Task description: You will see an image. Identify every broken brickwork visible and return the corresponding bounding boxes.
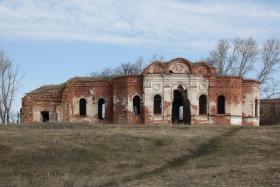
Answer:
[21,58,260,126]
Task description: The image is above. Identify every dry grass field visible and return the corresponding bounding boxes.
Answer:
[0,124,279,187]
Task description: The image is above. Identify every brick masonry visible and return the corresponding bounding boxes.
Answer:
[260,98,280,125]
[21,58,260,126]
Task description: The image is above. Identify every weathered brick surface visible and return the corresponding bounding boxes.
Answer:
[21,85,64,122]
[21,58,260,126]
[260,98,280,125]
[113,75,143,124]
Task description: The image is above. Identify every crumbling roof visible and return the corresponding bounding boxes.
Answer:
[67,76,112,82]
[243,79,259,83]
[27,76,114,95]
[261,98,280,103]
[29,84,66,94]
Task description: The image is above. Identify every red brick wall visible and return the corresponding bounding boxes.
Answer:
[126,76,143,124]
[113,76,128,124]
[209,76,243,125]
[21,59,260,126]
[113,75,143,124]
[21,89,63,123]
[66,79,113,124]
[260,98,280,125]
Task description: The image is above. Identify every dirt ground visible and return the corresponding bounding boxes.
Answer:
[0,124,279,187]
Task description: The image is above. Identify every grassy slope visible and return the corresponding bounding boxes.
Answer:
[0,124,279,187]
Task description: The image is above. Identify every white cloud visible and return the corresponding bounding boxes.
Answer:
[0,0,279,51]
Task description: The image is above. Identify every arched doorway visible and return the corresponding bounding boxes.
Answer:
[172,86,191,124]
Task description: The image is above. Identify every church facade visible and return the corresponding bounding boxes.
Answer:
[21,58,260,126]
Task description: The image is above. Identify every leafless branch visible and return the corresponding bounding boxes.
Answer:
[262,79,280,99]
[0,49,23,124]
[257,39,280,84]
[208,38,258,76]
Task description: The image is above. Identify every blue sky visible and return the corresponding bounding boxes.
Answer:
[0,0,279,111]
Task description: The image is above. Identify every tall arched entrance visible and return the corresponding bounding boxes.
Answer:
[172,86,191,124]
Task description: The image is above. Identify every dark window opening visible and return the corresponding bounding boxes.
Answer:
[199,95,207,115]
[217,95,225,114]
[98,98,106,120]
[41,111,49,122]
[133,95,141,115]
[154,95,162,114]
[255,99,258,117]
[79,98,87,116]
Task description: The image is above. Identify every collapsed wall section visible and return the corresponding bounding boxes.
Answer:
[21,84,65,123]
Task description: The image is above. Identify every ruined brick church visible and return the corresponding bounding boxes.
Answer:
[21,58,260,126]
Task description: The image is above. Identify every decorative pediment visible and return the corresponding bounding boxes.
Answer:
[143,58,217,75]
[167,58,192,74]
[169,62,190,73]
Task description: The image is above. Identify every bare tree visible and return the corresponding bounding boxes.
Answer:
[262,80,280,99]
[208,38,280,99]
[232,38,258,77]
[257,39,280,98]
[90,55,158,78]
[134,57,145,75]
[208,38,258,76]
[91,67,114,78]
[257,39,280,84]
[208,39,231,75]
[0,49,23,124]
[115,62,137,76]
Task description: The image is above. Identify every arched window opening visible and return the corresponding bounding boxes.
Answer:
[154,95,162,114]
[255,99,258,117]
[133,95,141,115]
[98,98,106,120]
[41,111,49,122]
[199,95,207,115]
[217,95,225,114]
[79,98,87,116]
